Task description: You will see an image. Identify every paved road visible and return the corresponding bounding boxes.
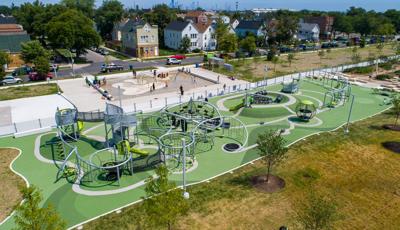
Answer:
[56,56,203,77]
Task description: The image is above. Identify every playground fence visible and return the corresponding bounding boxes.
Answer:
[1,55,399,137]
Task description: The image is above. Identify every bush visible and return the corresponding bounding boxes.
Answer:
[343,66,373,74]
[379,62,393,71]
[394,70,400,75]
[192,48,201,53]
[376,74,392,80]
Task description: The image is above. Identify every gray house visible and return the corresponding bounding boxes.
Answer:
[297,22,320,42]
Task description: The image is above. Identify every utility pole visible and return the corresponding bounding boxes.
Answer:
[182,138,189,199]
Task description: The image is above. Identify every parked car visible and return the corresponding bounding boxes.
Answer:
[100,63,124,73]
[12,65,33,76]
[96,48,109,55]
[170,54,186,60]
[29,72,53,81]
[166,58,181,65]
[49,64,59,72]
[1,75,23,85]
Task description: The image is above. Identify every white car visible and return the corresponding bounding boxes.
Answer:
[1,75,23,85]
[166,58,181,65]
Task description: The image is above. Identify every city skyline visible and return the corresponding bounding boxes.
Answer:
[5,0,400,12]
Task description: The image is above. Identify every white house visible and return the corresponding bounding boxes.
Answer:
[297,22,320,41]
[164,21,217,51]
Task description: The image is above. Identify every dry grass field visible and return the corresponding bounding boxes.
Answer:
[0,148,24,222]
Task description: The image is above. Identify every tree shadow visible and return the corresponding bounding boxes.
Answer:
[382,141,400,154]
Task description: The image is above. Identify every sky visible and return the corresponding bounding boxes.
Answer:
[5,0,400,12]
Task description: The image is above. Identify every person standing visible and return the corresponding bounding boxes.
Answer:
[217,75,220,83]
[179,85,184,95]
[152,82,156,91]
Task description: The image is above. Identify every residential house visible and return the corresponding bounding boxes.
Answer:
[164,21,200,51]
[235,20,265,38]
[111,19,129,41]
[0,15,30,53]
[121,19,159,58]
[304,16,334,39]
[164,20,217,51]
[297,22,320,41]
[184,11,208,24]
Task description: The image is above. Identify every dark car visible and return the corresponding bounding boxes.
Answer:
[12,65,33,76]
[101,63,124,73]
[29,72,53,81]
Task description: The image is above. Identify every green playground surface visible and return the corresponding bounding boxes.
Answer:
[0,78,393,229]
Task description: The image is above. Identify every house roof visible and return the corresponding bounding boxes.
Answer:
[0,33,30,53]
[194,22,212,33]
[0,15,17,24]
[165,21,191,31]
[0,24,24,33]
[185,11,206,18]
[298,22,319,31]
[115,18,129,31]
[236,21,264,30]
[121,19,147,33]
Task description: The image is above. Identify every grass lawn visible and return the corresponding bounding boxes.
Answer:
[107,51,132,60]
[0,148,24,222]
[212,44,398,82]
[159,48,176,56]
[84,110,400,229]
[0,83,59,101]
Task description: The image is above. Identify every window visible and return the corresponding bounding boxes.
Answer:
[211,34,216,39]
[190,33,197,39]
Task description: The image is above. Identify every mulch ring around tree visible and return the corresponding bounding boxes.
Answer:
[382,124,400,131]
[382,141,400,154]
[251,175,285,193]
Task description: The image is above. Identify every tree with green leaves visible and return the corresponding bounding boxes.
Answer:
[271,56,279,72]
[240,36,257,54]
[275,14,298,45]
[20,40,51,64]
[214,18,229,50]
[391,95,400,127]
[295,191,338,230]
[95,0,124,40]
[143,165,189,230]
[14,185,66,230]
[13,1,45,38]
[0,50,10,79]
[351,47,361,63]
[34,56,50,76]
[376,42,385,58]
[61,0,95,18]
[219,33,238,53]
[256,130,288,183]
[332,15,353,37]
[179,36,191,53]
[47,9,101,57]
[287,53,295,67]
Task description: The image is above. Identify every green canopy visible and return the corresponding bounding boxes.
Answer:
[301,100,314,106]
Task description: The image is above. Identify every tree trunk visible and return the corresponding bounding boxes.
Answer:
[266,161,271,183]
[168,221,172,230]
[395,113,399,127]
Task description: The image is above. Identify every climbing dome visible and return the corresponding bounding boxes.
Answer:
[295,100,317,121]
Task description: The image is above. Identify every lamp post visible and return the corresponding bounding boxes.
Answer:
[182,138,189,199]
[264,65,268,89]
[345,95,355,134]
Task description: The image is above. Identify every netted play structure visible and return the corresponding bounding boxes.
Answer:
[322,75,351,107]
[243,91,286,107]
[295,100,317,121]
[53,99,248,188]
[281,78,300,94]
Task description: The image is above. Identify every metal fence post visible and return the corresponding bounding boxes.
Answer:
[165,97,167,106]
[179,95,182,103]
[13,123,17,133]
[150,100,152,108]
[38,119,42,128]
[134,103,137,112]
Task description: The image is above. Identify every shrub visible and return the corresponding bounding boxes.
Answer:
[192,48,201,53]
[394,70,400,75]
[379,62,393,71]
[376,74,392,80]
[343,66,373,74]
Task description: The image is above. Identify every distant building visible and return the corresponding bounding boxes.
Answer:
[251,8,279,16]
[0,15,30,53]
[121,19,159,58]
[231,19,240,29]
[184,11,208,24]
[235,20,265,38]
[297,22,320,41]
[164,20,217,51]
[304,16,334,40]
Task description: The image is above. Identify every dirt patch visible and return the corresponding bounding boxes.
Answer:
[383,124,400,131]
[251,174,285,193]
[382,142,400,154]
[0,148,24,222]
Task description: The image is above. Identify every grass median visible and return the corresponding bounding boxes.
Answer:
[0,83,60,101]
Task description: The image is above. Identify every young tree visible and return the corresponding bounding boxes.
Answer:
[219,33,238,53]
[318,50,325,64]
[214,17,229,50]
[61,0,95,18]
[240,36,257,54]
[271,56,279,72]
[143,165,189,230]
[20,40,51,64]
[47,9,101,57]
[287,53,295,67]
[34,56,50,76]
[95,0,124,40]
[275,15,298,45]
[351,47,361,63]
[391,95,400,127]
[295,191,338,230]
[256,130,288,183]
[376,42,385,58]
[179,36,191,53]
[14,185,66,230]
[0,50,10,79]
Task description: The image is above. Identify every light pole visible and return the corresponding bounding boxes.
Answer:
[264,65,268,89]
[181,138,189,199]
[345,95,355,134]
